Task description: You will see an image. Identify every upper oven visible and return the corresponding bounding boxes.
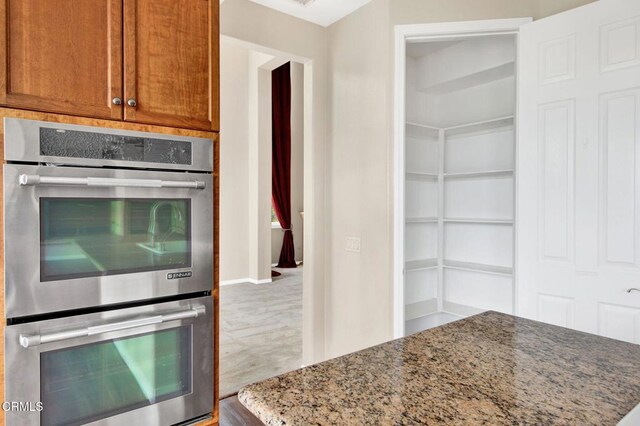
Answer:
[3,118,214,319]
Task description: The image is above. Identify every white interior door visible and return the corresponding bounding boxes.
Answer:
[518,0,640,343]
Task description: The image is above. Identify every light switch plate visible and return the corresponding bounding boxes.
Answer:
[345,237,361,253]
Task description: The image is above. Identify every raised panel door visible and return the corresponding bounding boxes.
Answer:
[518,0,640,342]
[123,0,214,130]
[0,0,123,119]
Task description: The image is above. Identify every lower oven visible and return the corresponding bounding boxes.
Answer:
[4,296,213,426]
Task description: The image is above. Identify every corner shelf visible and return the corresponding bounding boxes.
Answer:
[406,172,438,181]
[443,259,513,276]
[444,169,513,179]
[405,298,439,321]
[405,258,438,272]
[443,218,513,225]
[406,122,439,139]
[444,115,514,137]
[406,217,438,224]
[406,121,440,131]
[419,62,515,95]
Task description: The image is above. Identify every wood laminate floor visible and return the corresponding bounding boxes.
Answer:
[219,396,263,426]
[219,267,302,398]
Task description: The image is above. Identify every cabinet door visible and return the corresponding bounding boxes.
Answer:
[0,0,123,120]
[124,0,214,130]
[517,0,640,342]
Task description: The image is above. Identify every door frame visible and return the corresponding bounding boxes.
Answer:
[392,18,532,338]
[220,35,324,365]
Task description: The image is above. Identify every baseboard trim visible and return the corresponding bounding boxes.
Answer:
[220,278,273,286]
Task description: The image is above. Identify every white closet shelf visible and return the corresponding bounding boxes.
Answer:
[406,121,440,131]
[443,218,513,225]
[443,260,513,276]
[444,115,514,136]
[419,62,514,95]
[405,258,438,271]
[405,298,439,321]
[444,169,513,179]
[406,217,438,224]
[406,122,440,139]
[406,172,439,180]
[442,302,487,318]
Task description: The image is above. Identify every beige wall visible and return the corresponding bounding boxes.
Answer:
[219,39,250,283]
[325,0,392,358]
[536,0,596,17]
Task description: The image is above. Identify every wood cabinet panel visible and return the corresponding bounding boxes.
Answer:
[0,0,123,120]
[124,0,214,130]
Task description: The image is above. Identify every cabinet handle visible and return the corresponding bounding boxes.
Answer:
[19,174,206,189]
[127,98,137,107]
[112,97,122,105]
[19,305,205,348]
[627,288,640,293]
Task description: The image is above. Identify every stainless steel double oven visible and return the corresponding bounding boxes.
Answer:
[3,118,214,425]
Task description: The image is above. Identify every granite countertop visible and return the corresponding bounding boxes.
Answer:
[238,311,640,425]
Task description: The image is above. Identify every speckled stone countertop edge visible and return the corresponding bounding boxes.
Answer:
[236,311,640,426]
[238,387,281,426]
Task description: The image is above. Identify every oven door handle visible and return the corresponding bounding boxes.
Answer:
[18,305,206,348]
[18,174,206,189]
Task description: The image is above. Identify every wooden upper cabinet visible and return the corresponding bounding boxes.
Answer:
[124,0,214,130]
[0,0,123,120]
[0,0,218,131]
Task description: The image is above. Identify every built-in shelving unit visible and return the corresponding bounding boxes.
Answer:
[402,33,517,335]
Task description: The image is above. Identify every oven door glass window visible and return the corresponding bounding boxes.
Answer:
[40,198,191,281]
[40,326,192,425]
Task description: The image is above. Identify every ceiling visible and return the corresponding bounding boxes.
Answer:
[245,0,374,27]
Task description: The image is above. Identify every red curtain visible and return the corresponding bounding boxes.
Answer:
[272,62,296,268]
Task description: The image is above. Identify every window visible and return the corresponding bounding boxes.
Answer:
[271,205,281,229]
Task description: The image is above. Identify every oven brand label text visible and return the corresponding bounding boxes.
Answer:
[167,271,193,280]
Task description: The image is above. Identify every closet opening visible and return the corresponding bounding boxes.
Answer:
[394,19,530,338]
